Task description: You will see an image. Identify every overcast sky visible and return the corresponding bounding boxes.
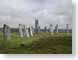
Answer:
[0,0,72,27]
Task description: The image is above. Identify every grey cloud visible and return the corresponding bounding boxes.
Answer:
[0,0,73,28]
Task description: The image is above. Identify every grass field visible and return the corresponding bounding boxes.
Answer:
[0,32,72,54]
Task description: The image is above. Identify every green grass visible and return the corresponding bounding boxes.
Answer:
[0,32,72,54]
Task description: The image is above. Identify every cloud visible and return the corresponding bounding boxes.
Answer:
[0,0,73,28]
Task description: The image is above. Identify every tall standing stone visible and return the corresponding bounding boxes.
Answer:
[3,24,11,40]
[28,27,31,37]
[7,26,11,40]
[19,24,24,38]
[66,24,69,34]
[54,24,58,33]
[35,19,39,34]
[38,26,41,32]
[50,24,54,34]
[50,24,53,32]
[23,25,27,37]
[25,26,30,38]
[48,24,53,35]
[30,26,33,37]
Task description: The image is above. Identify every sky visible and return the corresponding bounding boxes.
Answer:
[0,0,73,28]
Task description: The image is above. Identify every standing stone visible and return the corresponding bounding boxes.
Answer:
[50,24,53,32]
[7,26,11,40]
[19,24,33,38]
[54,24,58,33]
[3,24,11,40]
[50,24,54,35]
[3,24,6,40]
[35,19,39,34]
[44,26,47,32]
[23,25,27,37]
[30,26,33,37]
[48,24,53,35]
[19,24,24,38]
[66,24,69,32]
[26,26,30,38]
[28,27,31,37]
[38,26,41,32]
[66,24,69,35]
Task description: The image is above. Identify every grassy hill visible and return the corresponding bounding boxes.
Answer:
[0,32,72,54]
